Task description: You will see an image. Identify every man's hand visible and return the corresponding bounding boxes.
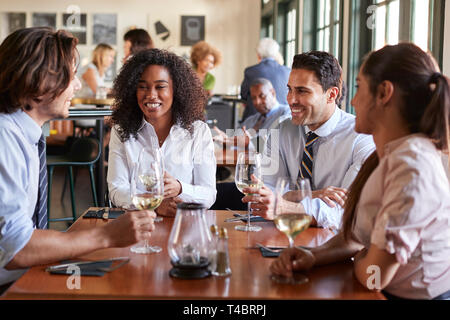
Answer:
[241,184,275,219]
[312,186,348,208]
[155,197,183,217]
[163,171,182,198]
[102,210,156,248]
[212,126,229,144]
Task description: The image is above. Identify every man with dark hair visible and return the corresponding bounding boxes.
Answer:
[242,51,375,230]
[0,27,155,292]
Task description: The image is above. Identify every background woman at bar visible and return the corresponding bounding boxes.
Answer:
[190,41,222,97]
[270,43,450,300]
[78,43,116,98]
[108,49,217,217]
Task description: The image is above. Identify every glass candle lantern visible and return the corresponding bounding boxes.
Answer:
[167,203,214,279]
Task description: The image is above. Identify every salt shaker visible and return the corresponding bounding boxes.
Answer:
[212,227,232,276]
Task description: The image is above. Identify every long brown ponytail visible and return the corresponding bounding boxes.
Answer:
[342,43,450,239]
[342,151,379,241]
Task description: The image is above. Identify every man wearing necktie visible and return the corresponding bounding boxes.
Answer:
[213,78,290,151]
[242,51,375,230]
[0,27,156,291]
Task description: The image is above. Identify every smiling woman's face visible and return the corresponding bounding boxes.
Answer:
[136,65,174,124]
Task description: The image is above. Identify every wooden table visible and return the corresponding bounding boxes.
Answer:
[1,210,385,300]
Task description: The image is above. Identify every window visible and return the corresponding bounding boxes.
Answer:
[316,0,342,61]
[302,0,343,64]
[276,0,298,66]
[346,0,444,113]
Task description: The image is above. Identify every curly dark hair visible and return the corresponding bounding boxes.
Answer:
[111,49,207,142]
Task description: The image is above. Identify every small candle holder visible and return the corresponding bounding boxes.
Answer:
[169,257,211,279]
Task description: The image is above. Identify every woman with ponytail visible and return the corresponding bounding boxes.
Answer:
[270,43,450,300]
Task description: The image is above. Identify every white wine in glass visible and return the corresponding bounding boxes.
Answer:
[234,151,262,232]
[130,147,164,254]
[271,177,313,284]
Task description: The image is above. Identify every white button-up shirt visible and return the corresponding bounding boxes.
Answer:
[107,119,217,209]
[262,106,375,230]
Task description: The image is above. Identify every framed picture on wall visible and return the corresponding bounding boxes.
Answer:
[180,15,204,46]
[0,12,26,42]
[93,13,117,45]
[32,13,56,29]
[62,13,87,45]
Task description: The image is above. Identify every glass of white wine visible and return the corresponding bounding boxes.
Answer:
[271,177,313,284]
[234,151,263,232]
[130,147,164,254]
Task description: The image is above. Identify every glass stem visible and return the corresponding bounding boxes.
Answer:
[247,201,252,229]
[288,236,295,249]
[144,239,149,249]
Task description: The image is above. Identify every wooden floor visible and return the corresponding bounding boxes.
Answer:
[48,166,97,231]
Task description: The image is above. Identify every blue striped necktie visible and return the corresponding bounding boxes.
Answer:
[300,131,319,184]
[33,134,48,229]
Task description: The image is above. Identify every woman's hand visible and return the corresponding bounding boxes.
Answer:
[163,171,182,198]
[270,247,316,278]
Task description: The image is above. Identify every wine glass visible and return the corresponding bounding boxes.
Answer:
[130,147,164,254]
[234,151,263,232]
[271,177,313,284]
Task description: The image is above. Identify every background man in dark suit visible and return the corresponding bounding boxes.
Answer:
[240,38,290,122]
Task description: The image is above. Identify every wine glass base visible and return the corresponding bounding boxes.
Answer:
[130,245,162,254]
[271,273,309,285]
[235,225,262,232]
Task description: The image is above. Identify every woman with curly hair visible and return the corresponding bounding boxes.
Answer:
[190,41,222,96]
[107,49,217,216]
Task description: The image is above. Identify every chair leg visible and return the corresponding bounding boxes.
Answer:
[88,165,98,206]
[68,166,77,222]
[47,166,55,228]
[60,169,67,203]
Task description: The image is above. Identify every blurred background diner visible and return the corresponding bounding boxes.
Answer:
[190,40,222,97]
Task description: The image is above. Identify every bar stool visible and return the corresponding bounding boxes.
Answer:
[46,137,101,226]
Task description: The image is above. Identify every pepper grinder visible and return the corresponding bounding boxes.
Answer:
[208,224,219,273]
[212,227,232,277]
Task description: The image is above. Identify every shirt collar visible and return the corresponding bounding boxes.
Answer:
[264,102,280,118]
[305,106,339,137]
[11,110,42,145]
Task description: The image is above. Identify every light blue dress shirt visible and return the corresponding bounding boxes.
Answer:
[262,106,375,230]
[0,110,41,285]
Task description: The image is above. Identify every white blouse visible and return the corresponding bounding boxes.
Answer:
[107,119,217,209]
[352,134,450,299]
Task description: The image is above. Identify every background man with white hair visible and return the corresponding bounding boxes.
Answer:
[240,38,290,121]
